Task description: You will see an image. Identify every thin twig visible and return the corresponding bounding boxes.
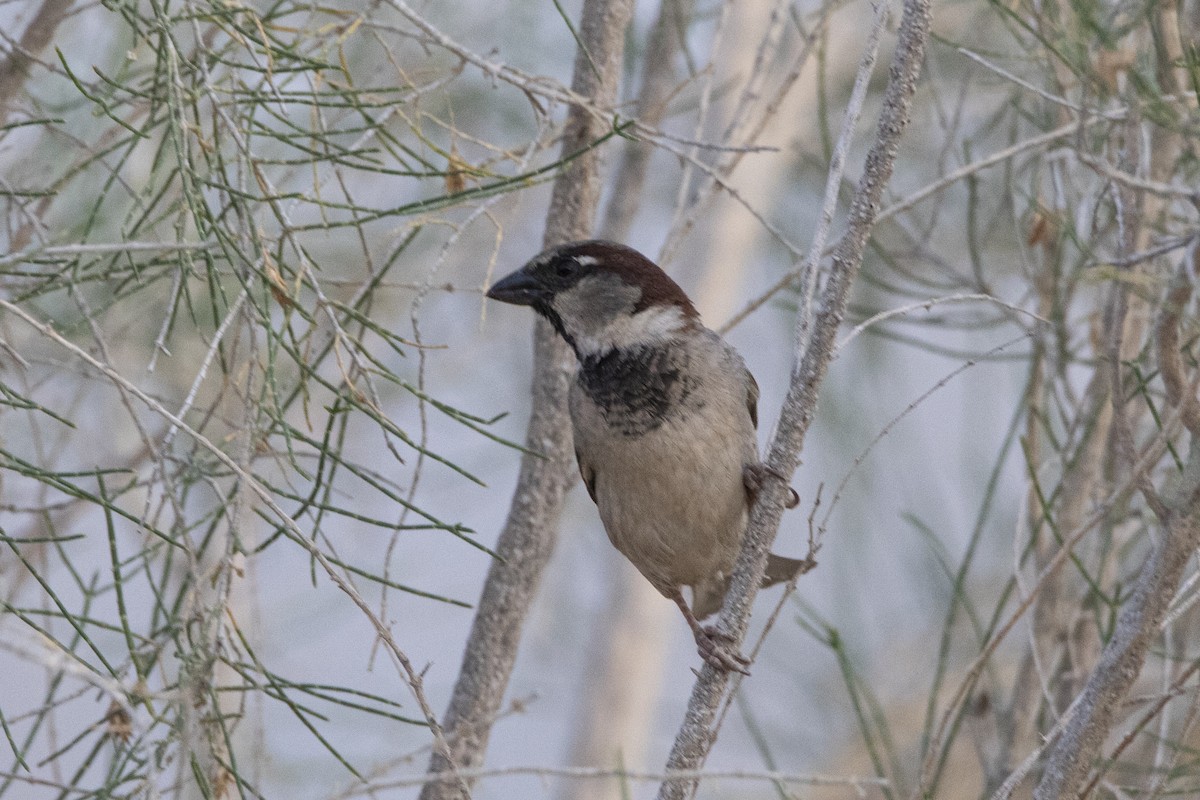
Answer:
[656,0,932,796]
[376,764,887,791]
[836,293,1048,352]
[0,296,471,800]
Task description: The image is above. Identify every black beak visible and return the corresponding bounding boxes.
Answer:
[485,268,550,307]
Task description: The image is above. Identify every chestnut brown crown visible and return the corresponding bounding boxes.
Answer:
[486,240,698,318]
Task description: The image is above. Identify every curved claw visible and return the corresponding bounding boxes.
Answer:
[670,589,753,675]
[743,463,800,509]
[696,625,751,675]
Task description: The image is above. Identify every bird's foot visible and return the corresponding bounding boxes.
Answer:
[695,625,751,675]
[743,463,799,509]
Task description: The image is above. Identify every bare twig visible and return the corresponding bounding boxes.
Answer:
[716,97,1183,338]
[1033,251,1200,799]
[1077,150,1200,203]
[1156,253,1200,438]
[661,0,833,267]
[835,293,1048,352]
[601,0,694,243]
[822,333,1034,531]
[382,0,590,113]
[793,0,892,335]
[988,691,1085,800]
[0,296,470,799]
[917,407,1185,796]
[391,764,885,791]
[1079,658,1200,798]
[1033,465,1200,797]
[655,0,932,796]
[956,47,1084,113]
[0,240,219,268]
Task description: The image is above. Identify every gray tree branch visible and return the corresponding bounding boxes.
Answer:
[600,0,694,243]
[655,0,932,796]
[1033,250,1200,799]
[418,0,634,797]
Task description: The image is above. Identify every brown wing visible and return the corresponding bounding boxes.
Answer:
[745,368,760,429]
[575,447,598,504]
[742,368,761,508]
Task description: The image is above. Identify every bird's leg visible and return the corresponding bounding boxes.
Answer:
[669,589,750,675]
[743,463,799,509]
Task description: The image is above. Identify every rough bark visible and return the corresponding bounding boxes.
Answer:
[419,0,634,797]
[656,0,932,796]
[1033,261,1200,799]
[1031,41,1194,793]
[1033,468,1200,798]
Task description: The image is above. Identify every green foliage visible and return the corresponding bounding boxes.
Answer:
[0,0,574,795]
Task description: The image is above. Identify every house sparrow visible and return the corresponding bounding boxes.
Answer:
[487,239,804,673]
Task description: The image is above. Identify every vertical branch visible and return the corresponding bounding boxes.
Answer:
[1034,253,1200,798]
[419,0,634,796]
[656,0,932,796]
[601,0,695,243]
[1028,14,1197,791]
[177,311,258,800]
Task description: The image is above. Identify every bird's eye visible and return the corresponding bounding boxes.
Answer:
[555,258,580,278]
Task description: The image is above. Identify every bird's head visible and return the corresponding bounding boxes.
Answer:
[486,240,699,358]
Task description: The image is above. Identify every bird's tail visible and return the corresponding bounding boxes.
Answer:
[692,553,812,619]
[761,553,809,587]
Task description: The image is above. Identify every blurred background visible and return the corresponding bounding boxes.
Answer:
[2,0,1198,798]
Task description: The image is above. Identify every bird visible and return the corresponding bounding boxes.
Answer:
[486,239,805,673]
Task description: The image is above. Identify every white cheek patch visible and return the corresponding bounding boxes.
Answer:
[575,304,689,355]
[550,273,690,355]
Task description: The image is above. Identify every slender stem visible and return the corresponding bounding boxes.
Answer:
[656,0,932,796]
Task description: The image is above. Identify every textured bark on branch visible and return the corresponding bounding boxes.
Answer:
[656,0,932,797]
[1033,259,1200,799]
[418,1,634,797]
